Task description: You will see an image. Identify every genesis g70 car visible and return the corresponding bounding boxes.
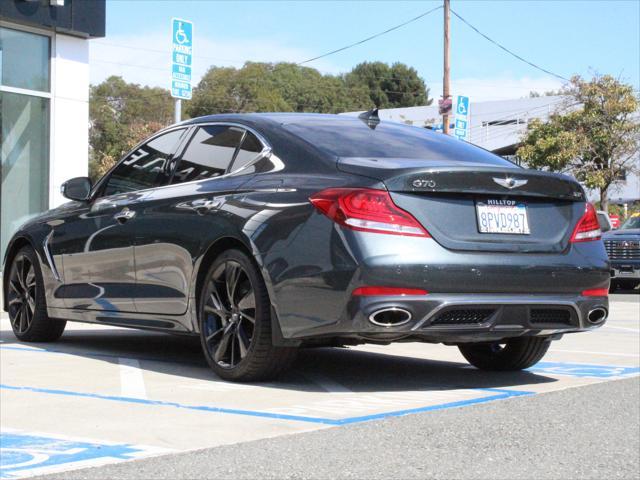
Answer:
[3,112,610,381]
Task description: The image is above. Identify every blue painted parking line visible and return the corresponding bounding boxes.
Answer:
[0,384,532,426]
[0,430,152,479]
[528,362,640,378]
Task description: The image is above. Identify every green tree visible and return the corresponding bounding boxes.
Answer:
[89,76,173,181]
[188,62,373,117]
[345,61,432,108]
[518,75,639,212]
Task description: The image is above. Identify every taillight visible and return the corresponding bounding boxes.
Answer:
[582,288,608,297]
[570,203,601,242]
[309,188,430,237]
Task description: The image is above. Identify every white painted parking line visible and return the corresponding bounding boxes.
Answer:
[117,358,147,399]
[550,349,640,358]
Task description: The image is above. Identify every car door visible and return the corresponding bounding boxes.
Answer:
[132,124,266,316]
[50,127,188,312]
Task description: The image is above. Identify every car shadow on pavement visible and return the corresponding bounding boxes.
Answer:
[0,326,557,394]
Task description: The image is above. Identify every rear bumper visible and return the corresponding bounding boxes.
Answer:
[289,292,608,344]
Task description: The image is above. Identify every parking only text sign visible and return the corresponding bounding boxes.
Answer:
[171,18,193,100]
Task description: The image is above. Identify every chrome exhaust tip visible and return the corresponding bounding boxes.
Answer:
[369,308,412,327]
[587,307,608,324]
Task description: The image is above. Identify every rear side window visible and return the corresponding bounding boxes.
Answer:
[230,131,263,173]
[101,128,186,197]
[284,118,514,166]
[172,125,243,184]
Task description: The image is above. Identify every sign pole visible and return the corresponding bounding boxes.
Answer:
[174,99,182,123]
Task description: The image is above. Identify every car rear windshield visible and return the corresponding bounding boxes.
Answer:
[283,118,514,166]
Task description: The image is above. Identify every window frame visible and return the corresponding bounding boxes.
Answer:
[169,122,271,186]
[91,126,190,200]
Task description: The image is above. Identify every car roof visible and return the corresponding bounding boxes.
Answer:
[185,112,367,128]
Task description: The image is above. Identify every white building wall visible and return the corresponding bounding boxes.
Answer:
[50,34,89,208]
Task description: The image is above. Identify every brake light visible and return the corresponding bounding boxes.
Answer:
[570,203,601,242]
[582,288,608,297]
[352,286,429,296]
[309,188,430,237]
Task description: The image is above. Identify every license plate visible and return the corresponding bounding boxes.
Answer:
[476,200,530,234]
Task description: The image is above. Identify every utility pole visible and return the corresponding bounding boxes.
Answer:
[442,0,451,135]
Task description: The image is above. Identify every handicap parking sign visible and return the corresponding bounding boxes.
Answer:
[454,96,470,141]
[171,18,194,100]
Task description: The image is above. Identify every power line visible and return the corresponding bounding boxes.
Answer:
[450,8,569,82]
[298,5,442,65]
[93,40,247,65]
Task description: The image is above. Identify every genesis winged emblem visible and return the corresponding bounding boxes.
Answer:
[493,177,528,189]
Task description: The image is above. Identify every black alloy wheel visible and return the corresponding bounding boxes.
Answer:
[202,259,256,368]
[199,249,296,381]
[7,252,37,335]
[7,247,66,342]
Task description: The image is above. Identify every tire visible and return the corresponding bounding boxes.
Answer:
[6,246,66,342]
[198,249,297,381]
[458,336,550,371]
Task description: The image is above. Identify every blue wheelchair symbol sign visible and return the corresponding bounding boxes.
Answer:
[456,96,469,117]
[0,431,148,478]
[173,19,192,47]
[529,362,640,378]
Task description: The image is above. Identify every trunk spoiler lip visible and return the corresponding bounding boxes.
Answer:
[337,157,584,202]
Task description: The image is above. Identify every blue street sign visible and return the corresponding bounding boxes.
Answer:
[171,18,193,100]
[454,95,470,141]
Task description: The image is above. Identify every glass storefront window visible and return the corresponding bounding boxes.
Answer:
[0,27,51,258]
[0,27,50,92]
[1,92,50,257]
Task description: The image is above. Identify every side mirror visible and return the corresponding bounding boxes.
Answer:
[61,177,92,202]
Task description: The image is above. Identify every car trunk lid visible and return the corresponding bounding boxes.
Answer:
[338,157,586,253]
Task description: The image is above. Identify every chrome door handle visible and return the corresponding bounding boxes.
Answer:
[114,208,136,223]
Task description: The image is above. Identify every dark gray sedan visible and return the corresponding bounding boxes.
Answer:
[3,113,610,381]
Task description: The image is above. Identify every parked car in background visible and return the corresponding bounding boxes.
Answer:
[597,210,613,233]
[603,212,640,291]
[3,113,611,381]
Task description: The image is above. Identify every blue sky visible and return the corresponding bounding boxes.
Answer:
[91,0,640,101]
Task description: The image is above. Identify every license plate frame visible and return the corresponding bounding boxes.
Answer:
[476,200,530,235]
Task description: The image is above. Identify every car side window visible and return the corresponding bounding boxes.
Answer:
[100,128,187,197]
[229,131,264,173]
[171,125,244,184]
